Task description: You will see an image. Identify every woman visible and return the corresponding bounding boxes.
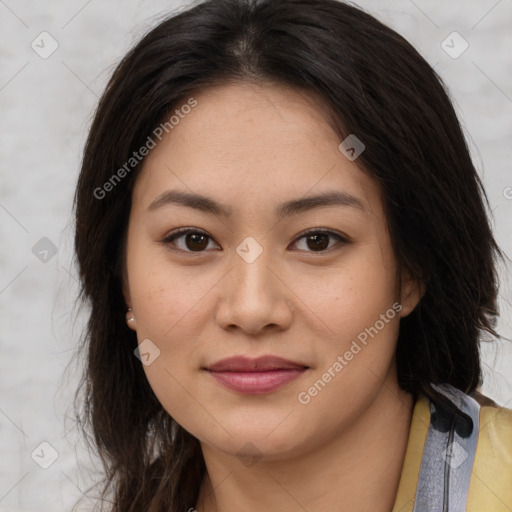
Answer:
[72,0,512,510]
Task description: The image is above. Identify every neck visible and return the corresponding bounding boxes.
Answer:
[195,380,414,512]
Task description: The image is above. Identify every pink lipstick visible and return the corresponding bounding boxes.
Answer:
[205,355,308,394]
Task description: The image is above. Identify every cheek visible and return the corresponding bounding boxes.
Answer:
[141,360,222,444]
[295,277,402,432]
[127,260,215,432]
[294,241,399,344]
[131,267,209,378]
[127,241,212,338]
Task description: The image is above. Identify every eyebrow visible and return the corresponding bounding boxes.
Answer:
[147,189,365,219]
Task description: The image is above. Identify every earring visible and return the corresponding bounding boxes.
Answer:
[126,307,135,325]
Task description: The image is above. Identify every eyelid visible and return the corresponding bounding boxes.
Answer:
[297,227,351,244]
[161,227,351,254]
[161,227,219,254]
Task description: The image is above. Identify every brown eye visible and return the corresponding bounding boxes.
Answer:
[292,230,348,253]
[163,229,218,252]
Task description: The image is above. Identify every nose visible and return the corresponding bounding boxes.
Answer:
[215,241,293,336]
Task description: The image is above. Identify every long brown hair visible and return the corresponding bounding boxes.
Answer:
[71,0,504,510]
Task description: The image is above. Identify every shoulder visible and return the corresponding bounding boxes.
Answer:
[470,389,512,447]
[470,389,501,407]
[392,386,512,512]
[468,390,512,511]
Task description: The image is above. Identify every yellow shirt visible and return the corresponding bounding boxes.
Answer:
[392,391,512,511]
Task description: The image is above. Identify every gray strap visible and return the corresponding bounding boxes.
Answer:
[412,384,480,512]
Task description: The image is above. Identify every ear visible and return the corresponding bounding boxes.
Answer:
[398,267,425,318]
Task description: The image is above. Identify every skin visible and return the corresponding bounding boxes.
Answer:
[123,80,423,512]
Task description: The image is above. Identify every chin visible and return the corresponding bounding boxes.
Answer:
[205,433,308,463]
[191,414,314,461]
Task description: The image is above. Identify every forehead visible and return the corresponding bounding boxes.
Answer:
[131,81,383,219]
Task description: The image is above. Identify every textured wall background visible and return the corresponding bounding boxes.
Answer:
[1,0,511,510]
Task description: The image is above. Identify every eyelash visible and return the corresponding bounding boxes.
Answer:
[161,227,350,255]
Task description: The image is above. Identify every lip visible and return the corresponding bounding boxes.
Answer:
[205,356,309,394]
[206,355,308,372]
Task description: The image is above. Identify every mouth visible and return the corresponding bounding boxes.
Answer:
[204,355,310,394]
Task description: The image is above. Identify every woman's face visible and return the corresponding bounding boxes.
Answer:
[123,81,421,460]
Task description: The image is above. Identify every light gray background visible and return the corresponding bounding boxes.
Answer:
[1,1,511,510]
